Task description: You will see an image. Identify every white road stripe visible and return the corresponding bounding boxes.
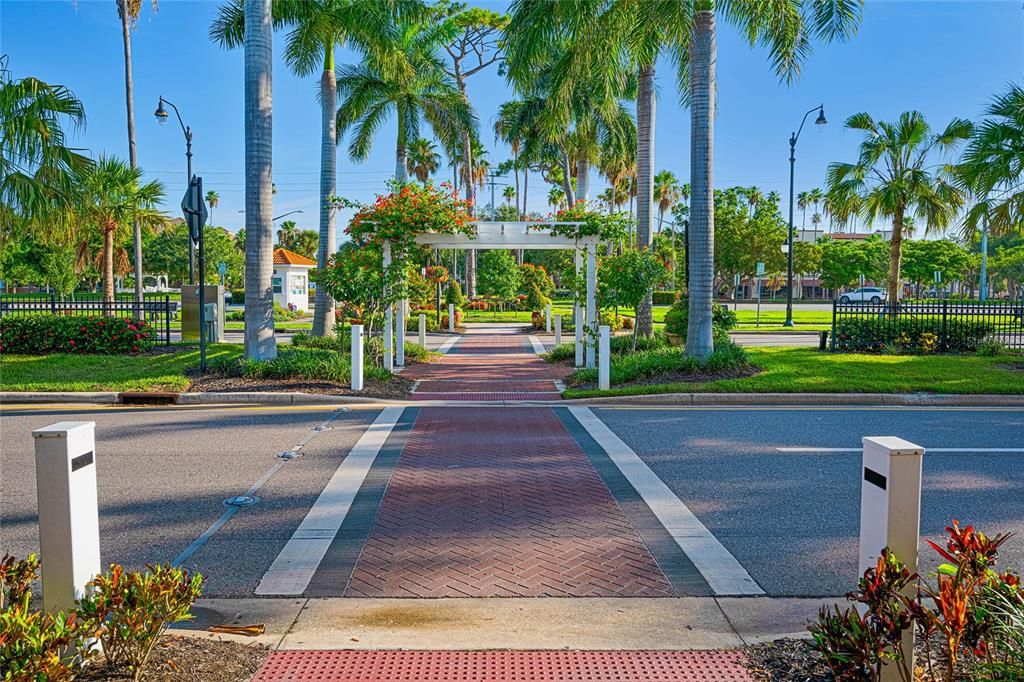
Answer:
[569,407,764,596]
[527,335,546,355]
[437,336,460,354]
[776,447,1024,453]
[254,406,405,595]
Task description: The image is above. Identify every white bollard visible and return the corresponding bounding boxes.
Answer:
[554,314,562,345]
[350,324,364,391]
[33,421,101,613]
[545,303,552,333]
[418,313,426,347]
[448,303,455,332]
[598,325,610,390]
[859,436,924,681]
[382,243,393,372]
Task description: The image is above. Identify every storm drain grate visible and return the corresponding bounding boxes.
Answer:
[251,650,751,681]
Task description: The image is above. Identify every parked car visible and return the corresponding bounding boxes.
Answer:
[923,288,950,299]
[838,287,887,304]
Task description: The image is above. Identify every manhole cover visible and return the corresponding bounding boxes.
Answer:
[224,495,260,507]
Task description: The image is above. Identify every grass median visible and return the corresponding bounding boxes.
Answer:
[562,347,1024,398]
[0,344,243,392]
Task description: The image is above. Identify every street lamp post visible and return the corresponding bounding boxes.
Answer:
[785,104,827,327]
[155,96,195,283]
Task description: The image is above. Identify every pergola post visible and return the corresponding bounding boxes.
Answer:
[585,243,597,369]
[396,298,406,367]
[382,241,393,372]
[574,249,584,368]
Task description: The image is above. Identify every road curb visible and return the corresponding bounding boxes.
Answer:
[3,390,1023,408]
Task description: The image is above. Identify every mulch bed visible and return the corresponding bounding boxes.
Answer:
[76,635,268,682]
[187,374,414,400]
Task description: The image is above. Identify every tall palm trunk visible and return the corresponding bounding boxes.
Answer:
[685,10,716,358]
[560,153,575,207]
[103,223,116,305]
[313,49,338,337]
[636,63,656,337]
[461,132,476,296]
[243,0,276,360]
[888,208,905,304]
[118,0,144,308]
[395,104,409,182]
[576,158,589,204]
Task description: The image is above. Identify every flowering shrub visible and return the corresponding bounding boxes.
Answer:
[346,181,474,251]
[466,300,489,311]
[543,205,630,244]
[810,521,1021,682]
[441,310,463,329]
[425,266,449,284]
[0,315,155,355]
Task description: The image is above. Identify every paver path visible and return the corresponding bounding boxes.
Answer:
[403,326,570,401]
[345,407,674,598]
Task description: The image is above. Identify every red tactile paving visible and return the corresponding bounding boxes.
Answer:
[450,333,531,354]
[344,407,675,598]
[409,392,563,401]
[252,650,752,681]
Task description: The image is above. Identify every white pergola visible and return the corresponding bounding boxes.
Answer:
[381,221,601,370]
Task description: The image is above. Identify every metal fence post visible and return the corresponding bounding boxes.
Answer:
[830,299,837,351]
[51,294,57,315]
[165,295,171,346]
[941,300,948,351]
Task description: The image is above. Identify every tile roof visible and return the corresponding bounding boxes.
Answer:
[273,248,317,266]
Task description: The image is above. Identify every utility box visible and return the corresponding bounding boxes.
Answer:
[33,421,101,613]
[181,285,225,343]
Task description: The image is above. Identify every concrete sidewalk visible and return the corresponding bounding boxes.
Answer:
[171,595,836,651]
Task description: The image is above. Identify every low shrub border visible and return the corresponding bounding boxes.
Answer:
[0,315,155,355]
[833,317,995,353]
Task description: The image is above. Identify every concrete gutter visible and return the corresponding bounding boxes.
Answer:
[3,390,1023,408]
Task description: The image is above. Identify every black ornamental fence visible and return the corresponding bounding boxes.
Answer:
[0,294,175,345]
[831,300,1024,353]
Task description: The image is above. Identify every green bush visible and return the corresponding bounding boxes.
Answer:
[663,298,736,342]
[833,317,995,353]
[445,281,466,309]
[652,290,680,306]
[1,553,39,610]
[274,303,304,320]
[227,310,245,321]
[78,564,203,680]
[570,341,749,386]
[0,315,156,355]
[0,598,90,681]
[229,289,244,305]
[545,330,668,363]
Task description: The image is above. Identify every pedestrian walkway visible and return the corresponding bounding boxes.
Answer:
[402,325,569,401]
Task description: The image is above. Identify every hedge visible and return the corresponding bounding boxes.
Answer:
[0,315,156,355]
[832,317,996,354]
[652,291,680,306]
[663,297,737,342]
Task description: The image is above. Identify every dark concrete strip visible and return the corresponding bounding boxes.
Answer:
[303,407,420,597]
[554,407,715,597]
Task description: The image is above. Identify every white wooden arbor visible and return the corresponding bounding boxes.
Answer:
[381,222,600,369]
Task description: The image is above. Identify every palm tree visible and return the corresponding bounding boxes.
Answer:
[277,219,298,249]
[503,185,516,206]
[959,83,1024,237]
[548,186,566,211]
[745,186,763,218]
[826,111,972,303]
[653,170,682,234]
[407,137,440,181]
[335,20,476,184]
[243,0,275,359]
[797,190,809,229]
[205,190,219,226]
[75,156,165,304]
[509,1,861,354]
[811,212,822,232]
[211,0,418,339]
[0,66,90,225]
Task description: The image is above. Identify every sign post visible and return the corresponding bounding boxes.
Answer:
[181,176,209,371]
[733,273,741,312]
[33,422,101,613]
[350,324,364,391]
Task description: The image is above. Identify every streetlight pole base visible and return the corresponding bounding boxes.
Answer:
[782,319,796,328]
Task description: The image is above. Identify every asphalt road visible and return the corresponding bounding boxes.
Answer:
[594,406,1024,596]
[3,404,1020,598]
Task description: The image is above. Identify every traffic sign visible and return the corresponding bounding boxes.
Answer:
[181,175,208,243]
[934,270,942,283]
[218,261,227,280]
[756,262,765,276]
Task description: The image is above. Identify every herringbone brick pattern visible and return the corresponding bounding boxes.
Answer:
[345,407,675,598]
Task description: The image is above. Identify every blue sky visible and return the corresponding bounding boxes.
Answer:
[2,0,1022,245]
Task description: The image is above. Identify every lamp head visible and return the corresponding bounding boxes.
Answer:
[154,98,169,125]
[815,106,828,126]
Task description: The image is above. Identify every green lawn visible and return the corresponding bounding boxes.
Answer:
[0,344,243,392]
[224,320,313,331]
[562,348,1024,399]
[461,304,830,330]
